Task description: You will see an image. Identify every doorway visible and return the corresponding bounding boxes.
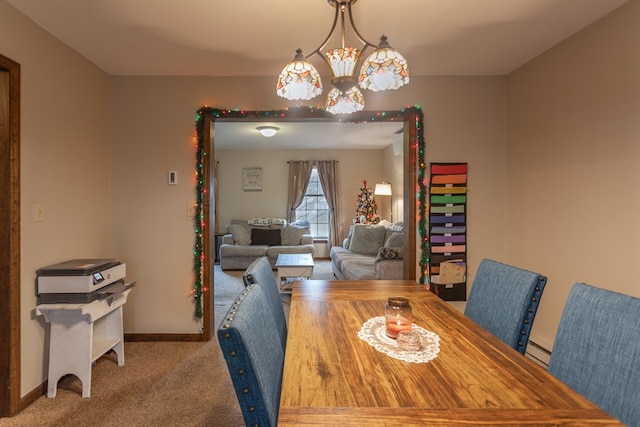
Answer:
[195,106,428,336]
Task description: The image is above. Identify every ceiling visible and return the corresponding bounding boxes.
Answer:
[7,0,627,149]
[214,121,404,151]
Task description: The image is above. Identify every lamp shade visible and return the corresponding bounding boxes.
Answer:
[325,47,360,78]
[325,86,365,115]
[276,49,323,100]
[359,36,410,92]
[374,182,392,196]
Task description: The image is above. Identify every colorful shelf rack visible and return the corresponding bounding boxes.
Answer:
[428,163,468,301]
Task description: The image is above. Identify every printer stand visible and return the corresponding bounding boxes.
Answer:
[36,288,132,398]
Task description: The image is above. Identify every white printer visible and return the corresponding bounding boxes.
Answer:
[36,258,134,304]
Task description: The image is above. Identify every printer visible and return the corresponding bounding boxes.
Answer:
[36,258,134,304]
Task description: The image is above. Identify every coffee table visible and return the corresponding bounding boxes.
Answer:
[275,253,314,293]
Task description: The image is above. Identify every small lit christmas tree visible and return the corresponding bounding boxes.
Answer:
[354,180,380,224]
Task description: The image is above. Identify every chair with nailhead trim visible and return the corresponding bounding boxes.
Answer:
[218,283,284,427]
[464,258,547,355]
[243,257,287,351]
[548,283,640,427]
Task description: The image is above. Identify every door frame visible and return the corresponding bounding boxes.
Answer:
[0,53,21,417]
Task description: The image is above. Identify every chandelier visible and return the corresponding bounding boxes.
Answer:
[276,0,410,115]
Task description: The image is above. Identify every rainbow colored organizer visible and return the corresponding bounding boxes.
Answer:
[428,163,468,301]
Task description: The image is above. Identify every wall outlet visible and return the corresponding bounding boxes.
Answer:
[34,204,45,222]
[187,203,196,217]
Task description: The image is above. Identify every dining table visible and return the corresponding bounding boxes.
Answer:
[278,280,621,426]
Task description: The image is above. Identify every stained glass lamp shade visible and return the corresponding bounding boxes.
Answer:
[325,86,365,115]
[276,49,323,100]
[359,36,410,91]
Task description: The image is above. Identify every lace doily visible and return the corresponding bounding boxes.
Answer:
[357,316,440,363]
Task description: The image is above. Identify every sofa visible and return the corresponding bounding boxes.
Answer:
[219,218,315,270]
[330,221,404,280]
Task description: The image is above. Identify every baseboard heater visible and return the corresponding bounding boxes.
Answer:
[525,339,552,368]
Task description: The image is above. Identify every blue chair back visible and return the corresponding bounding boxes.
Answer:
[548,283,640,426]
[243,256,287,351]
[218,283,285,427]
[464,259,547,354]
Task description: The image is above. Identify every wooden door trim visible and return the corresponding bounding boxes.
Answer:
[0,52,21,417]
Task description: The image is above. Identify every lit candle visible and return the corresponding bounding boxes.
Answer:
[385,296,413,339]
[386,315,412,339]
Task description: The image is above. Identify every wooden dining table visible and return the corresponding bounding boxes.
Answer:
[278,280,621,426]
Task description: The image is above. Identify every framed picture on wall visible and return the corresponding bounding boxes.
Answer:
[243,167,263,191]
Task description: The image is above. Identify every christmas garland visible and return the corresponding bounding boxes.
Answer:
[193,106,428,318]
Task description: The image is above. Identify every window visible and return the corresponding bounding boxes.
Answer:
[296,167,329,239]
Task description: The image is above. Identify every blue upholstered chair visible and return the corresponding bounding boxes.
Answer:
[464,259,547,354]
[218,283,285,427]
[548,283,640,426]
[243,256,287,350]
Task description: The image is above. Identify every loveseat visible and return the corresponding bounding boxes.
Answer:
[219,218,315,270]
[330,221,404,280]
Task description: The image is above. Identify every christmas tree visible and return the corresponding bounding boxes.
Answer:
[354,180,380,224]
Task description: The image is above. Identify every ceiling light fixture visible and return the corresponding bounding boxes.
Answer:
[256,126,280,137]
[276,0,409,115]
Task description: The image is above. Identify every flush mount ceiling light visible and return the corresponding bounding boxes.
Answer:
[276,0,409,115]
[256,126,280,137]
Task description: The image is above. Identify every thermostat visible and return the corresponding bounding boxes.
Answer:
[168,171,177,185]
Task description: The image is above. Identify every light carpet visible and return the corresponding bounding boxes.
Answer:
[0,260,334,427]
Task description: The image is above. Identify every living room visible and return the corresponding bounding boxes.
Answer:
[216,142,402,258]
[1,0,639,416]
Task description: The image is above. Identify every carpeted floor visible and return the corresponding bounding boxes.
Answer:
[0,260,334,427]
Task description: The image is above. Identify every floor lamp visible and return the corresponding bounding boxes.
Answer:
[374,182,392,222]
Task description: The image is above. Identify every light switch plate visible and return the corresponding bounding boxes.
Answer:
[35,204,45,222]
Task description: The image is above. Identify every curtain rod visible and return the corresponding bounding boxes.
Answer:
[286,160,339,163]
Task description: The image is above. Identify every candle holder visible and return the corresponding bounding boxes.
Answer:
[397,330,422,351]
[385,296,412,339]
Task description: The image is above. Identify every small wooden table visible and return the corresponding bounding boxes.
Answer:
[275,253,314,293]
[278,280,621,426]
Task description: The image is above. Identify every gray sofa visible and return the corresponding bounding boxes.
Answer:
[219,219,315,270]
[330,222,404,280]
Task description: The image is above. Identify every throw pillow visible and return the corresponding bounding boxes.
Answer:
[251,228,281,246]
[227,224,251,245]
[378,219,393,229]
[281,223,310,246]
[349,224,387,256]
[248,217,286,227]
[375,246,402,262]
[388,221,404,233]
[343,225,355,249]
[385,232,404,248]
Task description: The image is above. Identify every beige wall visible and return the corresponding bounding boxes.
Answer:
[0,1,111,396]
[506,0,640,349]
